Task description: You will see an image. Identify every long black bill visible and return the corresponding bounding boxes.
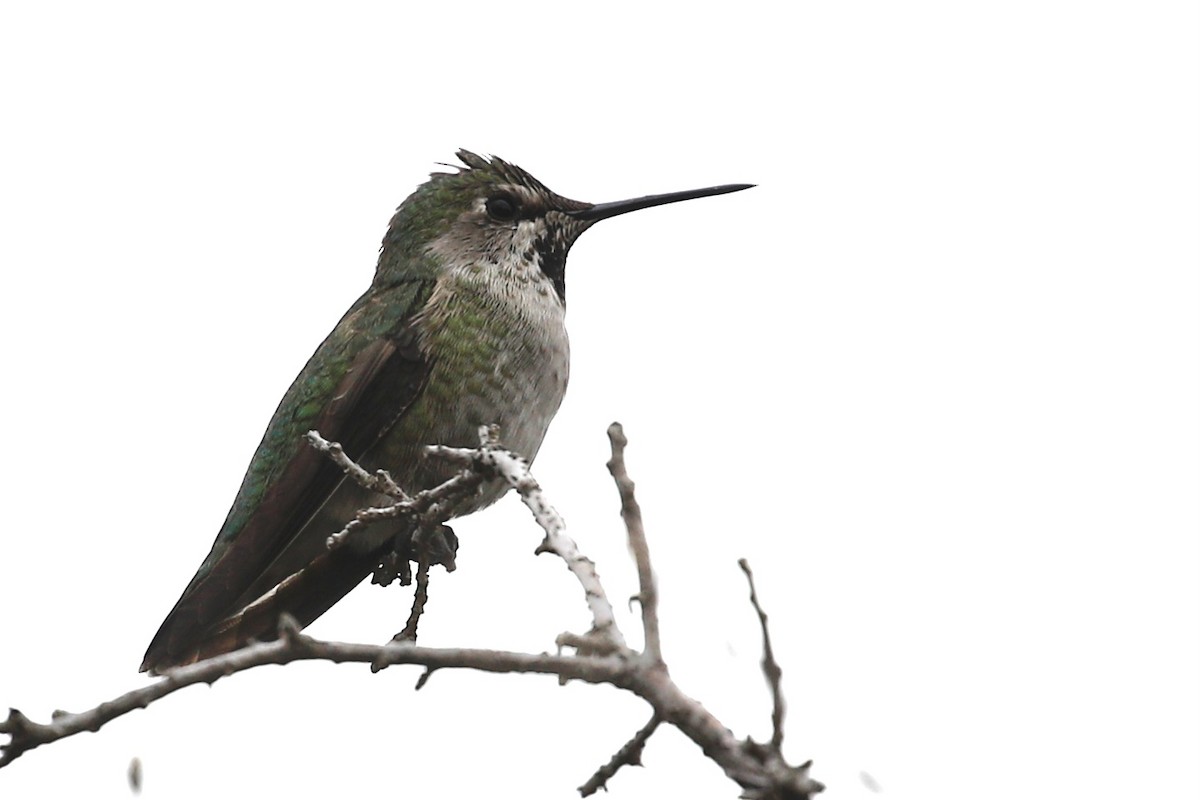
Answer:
[568,183,754,222]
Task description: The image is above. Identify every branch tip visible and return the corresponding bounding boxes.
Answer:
[414,668,436,691]
[579,713,662,796]
[606,422,660,663]
[739,559,787,752]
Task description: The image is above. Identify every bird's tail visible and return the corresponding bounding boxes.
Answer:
[141,546,379,674]
[141,523,459,675]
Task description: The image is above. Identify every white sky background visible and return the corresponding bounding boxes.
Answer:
[1,2,1197,798]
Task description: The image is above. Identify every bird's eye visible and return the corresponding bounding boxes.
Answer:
[485,194,519,222]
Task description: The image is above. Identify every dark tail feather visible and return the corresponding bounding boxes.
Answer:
[141,547,379,674]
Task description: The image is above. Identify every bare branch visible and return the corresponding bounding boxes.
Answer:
[0,625,624,768]
[2,424,823,798]
[579,712,662,796]
[606,422,661,663]
[740,558,786,752]
[2,624,819,797]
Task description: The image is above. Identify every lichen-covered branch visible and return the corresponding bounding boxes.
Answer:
[429,427,628,652]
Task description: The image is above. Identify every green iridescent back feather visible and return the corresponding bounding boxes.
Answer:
[186,278,434,593]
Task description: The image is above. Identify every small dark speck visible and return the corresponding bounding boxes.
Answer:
[128,756,143,794]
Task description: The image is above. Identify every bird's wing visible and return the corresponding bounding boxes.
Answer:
[141,279,436,672]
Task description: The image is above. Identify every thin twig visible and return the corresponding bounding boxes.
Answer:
[305,431,410,500]
[578,712,662,796]
[739,558,786,751]
[606,422,661,663]
[396,555,431,643]
[308,430,485,550]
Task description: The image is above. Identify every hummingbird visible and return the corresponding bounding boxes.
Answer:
[140,151,752,673]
